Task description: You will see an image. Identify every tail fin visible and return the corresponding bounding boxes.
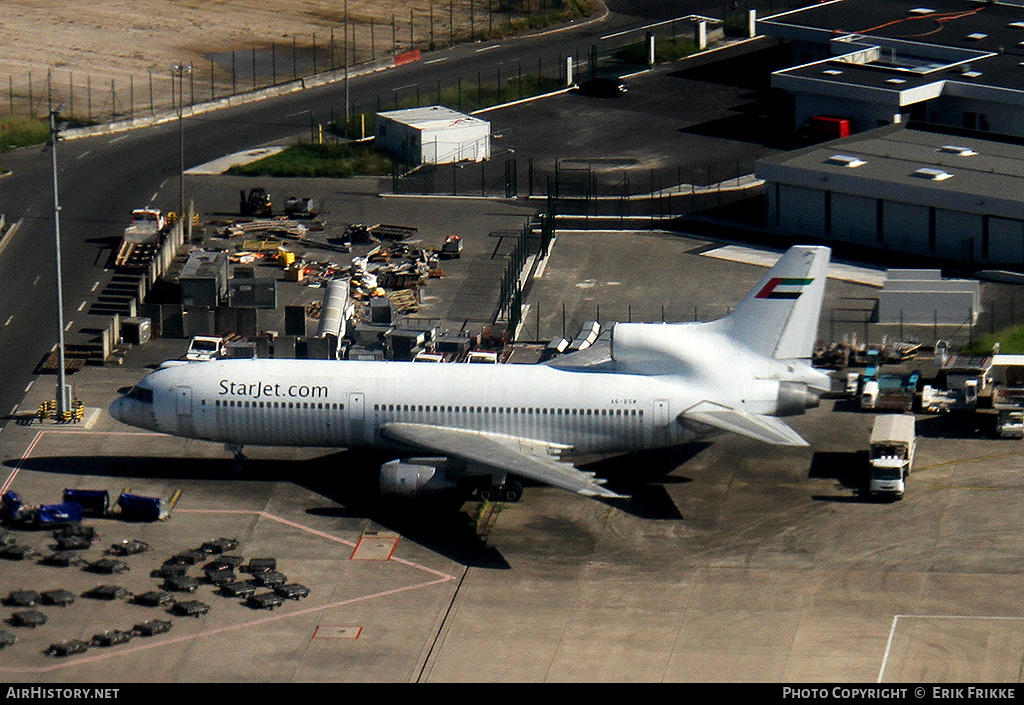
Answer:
[719,246,830,360]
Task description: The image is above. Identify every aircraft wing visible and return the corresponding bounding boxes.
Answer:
[681,401,809,447]
[379,423,628,499]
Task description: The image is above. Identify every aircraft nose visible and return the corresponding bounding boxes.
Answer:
[108,396,126,424]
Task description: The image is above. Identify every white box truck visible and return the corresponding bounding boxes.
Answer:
[868,414,916,500]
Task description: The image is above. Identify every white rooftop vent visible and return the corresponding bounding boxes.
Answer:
[913,167,953,181]
[965,33,988,41]
[886,78,907,84]
[908,7,936,15]
[939,145,977,156]
[826,154,867,168]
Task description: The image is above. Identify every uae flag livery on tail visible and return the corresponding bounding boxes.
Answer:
[755,277,814,300]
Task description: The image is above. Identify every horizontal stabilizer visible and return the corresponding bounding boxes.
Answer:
[683,403,809,447]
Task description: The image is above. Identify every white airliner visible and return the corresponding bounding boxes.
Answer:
[110,245,832,502]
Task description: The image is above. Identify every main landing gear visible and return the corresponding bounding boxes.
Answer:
[478,478,524,503]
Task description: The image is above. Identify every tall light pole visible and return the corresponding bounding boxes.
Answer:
[344,0,350,134]
[173,62,192,233]
[49,107,72,417]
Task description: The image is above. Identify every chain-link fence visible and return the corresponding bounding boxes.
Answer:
[3,1,604,122]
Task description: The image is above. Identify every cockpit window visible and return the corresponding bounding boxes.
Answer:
[126,386,154,404]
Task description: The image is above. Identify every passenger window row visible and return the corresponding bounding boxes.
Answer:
[372,404,642,417]
[210,400,343,410]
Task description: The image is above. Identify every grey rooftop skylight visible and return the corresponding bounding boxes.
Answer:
[913,167,953,181]
[826,154,867,167]
[939,145,977,156]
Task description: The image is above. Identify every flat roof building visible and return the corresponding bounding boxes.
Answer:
[375,106,490,166]
[761,0,1024,137]
[757,125,1024,265]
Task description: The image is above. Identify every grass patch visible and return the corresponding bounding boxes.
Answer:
[333,73,564,138]
[0,116,49,152]
[962,325,1024,356]
[471,1,598,42]
[226,142,393,178]
[614,37,700,65]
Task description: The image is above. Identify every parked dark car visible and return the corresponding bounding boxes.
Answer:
[578,77,627,97]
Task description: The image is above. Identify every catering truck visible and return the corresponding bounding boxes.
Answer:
[868,414,916,500]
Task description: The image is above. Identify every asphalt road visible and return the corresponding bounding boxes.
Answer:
[0,3,753,431]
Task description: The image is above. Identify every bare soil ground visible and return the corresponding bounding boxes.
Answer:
[0,1,529,120]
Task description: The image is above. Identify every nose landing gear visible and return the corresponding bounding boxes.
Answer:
[225,444,246,472]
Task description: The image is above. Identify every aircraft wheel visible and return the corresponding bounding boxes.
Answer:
[501,481,523,503]
[479,486,496,502]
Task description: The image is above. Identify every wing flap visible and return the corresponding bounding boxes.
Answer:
[682,402,809,447]
[380,423,627,498]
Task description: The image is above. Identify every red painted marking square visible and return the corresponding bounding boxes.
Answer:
[350,532,399,560]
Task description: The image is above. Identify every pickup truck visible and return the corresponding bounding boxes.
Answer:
[185,336,226,362]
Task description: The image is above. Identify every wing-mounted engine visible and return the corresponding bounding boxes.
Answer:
[379,456,525,501]
[379,457,463,498]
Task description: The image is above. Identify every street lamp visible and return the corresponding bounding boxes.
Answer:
[344,0,350,135]
[173,62,192,234]
[48,106,72,417]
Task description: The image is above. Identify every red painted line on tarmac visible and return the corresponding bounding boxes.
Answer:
[2,576,454,674]
[1,433,459,675]
[2,430,164,494]
[178,508,360,548]
[1,430,42,494]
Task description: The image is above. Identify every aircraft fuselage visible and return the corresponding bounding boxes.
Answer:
[112,358,705,454]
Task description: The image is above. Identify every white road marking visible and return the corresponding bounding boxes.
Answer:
[476,44,500,53]
[77,301,87,312]
[91,281,100,292]
[33,275,41,286]
[4,316,12,326]
[77,150,91,159]
[424,58,449,65]
[24,381,33,393]
[65,321,74,332]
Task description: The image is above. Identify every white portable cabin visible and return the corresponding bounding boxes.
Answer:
[375,106,490,166]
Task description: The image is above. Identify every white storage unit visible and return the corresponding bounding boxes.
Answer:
[877,269,981,325]
[375,106,490,166]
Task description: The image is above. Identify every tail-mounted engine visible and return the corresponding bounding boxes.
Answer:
[775,381,820,417]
